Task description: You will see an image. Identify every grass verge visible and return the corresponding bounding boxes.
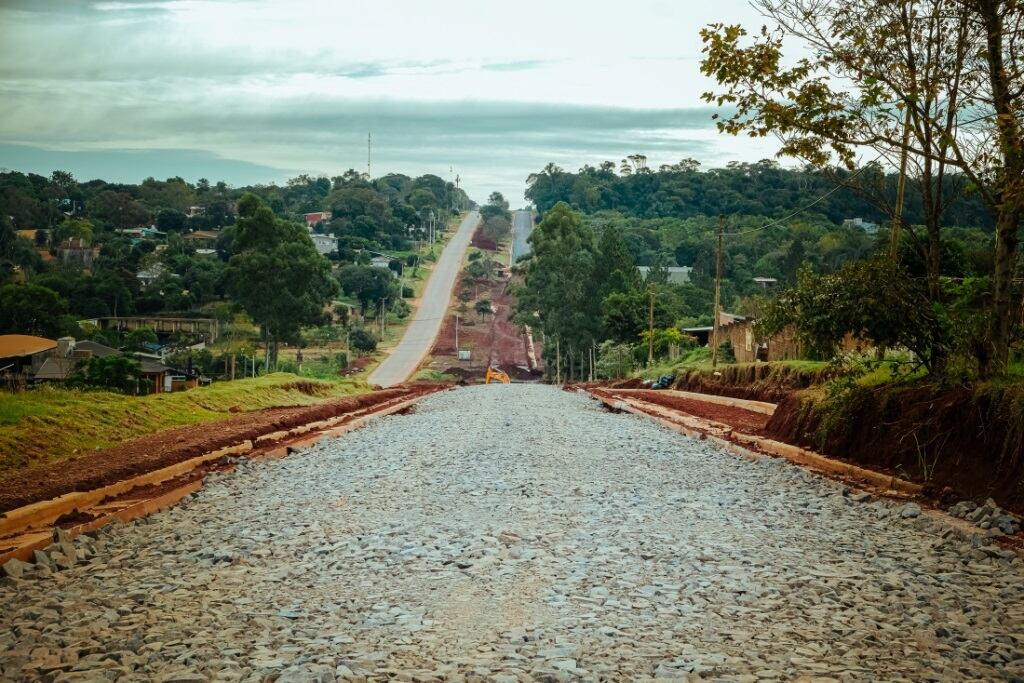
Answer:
[0,373,368,474]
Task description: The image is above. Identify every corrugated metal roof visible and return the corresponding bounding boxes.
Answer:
[34,357,78,380]
[0,335,57,359]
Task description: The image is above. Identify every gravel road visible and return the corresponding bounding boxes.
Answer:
[3,385,1023,682]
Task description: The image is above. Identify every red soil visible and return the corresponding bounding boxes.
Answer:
[603,389,771,436]
[428,239,539,382]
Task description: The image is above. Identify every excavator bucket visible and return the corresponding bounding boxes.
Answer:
[484,367,510,384]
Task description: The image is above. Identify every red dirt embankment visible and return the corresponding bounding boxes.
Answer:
[0,385,444,514]
[613,389,770,435]
[767,384,1024,515]
[427,226,538,381]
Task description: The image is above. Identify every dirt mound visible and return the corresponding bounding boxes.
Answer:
[0,385,444,514]
[768,383,1024,515]
[672,364,829,402]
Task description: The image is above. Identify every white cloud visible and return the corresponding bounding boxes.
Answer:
[0,0,783,200]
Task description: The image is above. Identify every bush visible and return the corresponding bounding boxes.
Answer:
[402,285,414,298]
[73,355,149,394]
[349,328,378,354]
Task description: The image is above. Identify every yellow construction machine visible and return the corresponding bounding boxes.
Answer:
[484,366,510,384]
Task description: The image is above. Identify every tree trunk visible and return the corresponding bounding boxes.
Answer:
[986,208,1022,373]
[976,0,1023,375]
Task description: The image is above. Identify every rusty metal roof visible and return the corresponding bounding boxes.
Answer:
[0,335,57,359]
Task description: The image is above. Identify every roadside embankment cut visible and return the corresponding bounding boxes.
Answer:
[0,373,369,474]
[0,383,446,514]
[767,382,1024,515]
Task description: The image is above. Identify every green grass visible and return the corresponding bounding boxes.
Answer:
[636,347,828,381]
[0,373,369,474]
[413,368,456,382]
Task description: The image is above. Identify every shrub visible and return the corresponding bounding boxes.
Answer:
[349,328,378,354]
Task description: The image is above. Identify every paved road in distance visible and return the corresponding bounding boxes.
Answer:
[368,210,480,387]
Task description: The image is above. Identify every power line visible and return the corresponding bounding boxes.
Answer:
[722,157,881,237]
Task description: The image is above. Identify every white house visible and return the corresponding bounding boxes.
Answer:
[638,265,693,284]
[310,233,337,256]
[842,217,880,234]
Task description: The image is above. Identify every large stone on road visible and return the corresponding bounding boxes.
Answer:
[1,385,1022,681]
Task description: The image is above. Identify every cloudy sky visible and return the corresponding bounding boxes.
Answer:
[0,0,783,203]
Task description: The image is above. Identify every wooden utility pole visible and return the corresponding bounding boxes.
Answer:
[712,215,724,367]
[890,112,912,260]
[555,338,561,384]
[647,285,655,368]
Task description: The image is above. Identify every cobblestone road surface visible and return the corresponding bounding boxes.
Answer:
[2,385,1023,682]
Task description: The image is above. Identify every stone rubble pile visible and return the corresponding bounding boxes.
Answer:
[1,384,1022,682]
[949,498,1022,535]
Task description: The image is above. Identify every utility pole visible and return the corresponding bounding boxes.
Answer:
[367,132,372,179]
[455,313,460,352]
[555,338,561,384]
[712,215,725,367]
[647,285,655,368]
[890,112,911,260]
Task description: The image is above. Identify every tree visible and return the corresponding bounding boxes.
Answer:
[475,298,493,322]
[337,265,398,315]
[0,283,69,337]
[73,355,146,394]
[225,195,338,367]
[760,258,945,370]
[481,191,511,221]
[349,328,378,354]
[700,0,1023,373]
[156,208,188,233]
[514,202,602,380]
[124,327,157,351]
[482,215,512,243]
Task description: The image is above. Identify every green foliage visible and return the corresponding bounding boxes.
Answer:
[0,283,69,337]
[225,195,338,361]
[515,202,602,358]
[338,265,398,314]
[123,327,157,351]
[760,258,945,371]
[595,341,635,379]
[73,355,147,394]
[349,328,378,354]
[474,299,493,320]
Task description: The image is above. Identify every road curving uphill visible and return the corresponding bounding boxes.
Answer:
[2,384,1022,681]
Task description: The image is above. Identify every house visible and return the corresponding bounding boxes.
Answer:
[0,335,58,388]
[310,233,337,256]
[752,277,778,289]
[32,337,172,392]
[682,312,746,346]
[370,255,396,275]
[194,248,218,258]
[57,237,101,269]
[183,230,220,247]
[136,263,170,287]
[842,217,880,234]
[304,211,331,229]
[16,229,47,244]
[187,206,205,217]
[638,266,693,284]
[119,226,165,240]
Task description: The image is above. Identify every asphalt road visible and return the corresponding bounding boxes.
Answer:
[368,210,480,387]
[511,209,533,262]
